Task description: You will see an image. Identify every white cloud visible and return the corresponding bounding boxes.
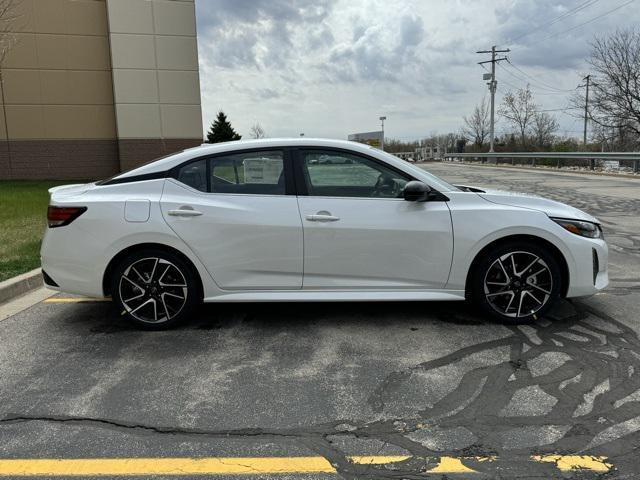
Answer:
[195,0,640,140]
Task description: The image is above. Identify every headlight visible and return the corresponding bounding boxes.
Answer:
[551,217,603,239]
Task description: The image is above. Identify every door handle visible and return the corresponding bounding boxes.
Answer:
[306,214,340,222]
[168,207,203,217]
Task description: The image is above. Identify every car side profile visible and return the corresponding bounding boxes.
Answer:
[41,138,608,328]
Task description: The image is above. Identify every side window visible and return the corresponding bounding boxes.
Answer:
[176,159,207,192]
[211,150,285,195]
[301,150,409,198]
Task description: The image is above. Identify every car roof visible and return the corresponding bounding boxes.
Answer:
[114,138,382,178]
[107,137,457,192]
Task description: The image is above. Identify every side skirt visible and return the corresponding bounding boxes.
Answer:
[203,290,466,303]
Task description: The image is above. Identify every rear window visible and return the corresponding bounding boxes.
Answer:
[174,150,285,195]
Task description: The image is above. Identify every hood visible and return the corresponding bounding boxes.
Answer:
[470,187,600,224]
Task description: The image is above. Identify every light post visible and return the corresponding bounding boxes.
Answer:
[379,116,386,151]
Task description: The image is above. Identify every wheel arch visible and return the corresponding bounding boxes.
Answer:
[464,234,570,299]
[102,242,204,299]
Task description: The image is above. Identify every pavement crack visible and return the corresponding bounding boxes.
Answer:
[0,413,309,439]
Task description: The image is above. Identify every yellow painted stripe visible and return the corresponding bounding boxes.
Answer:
[428,456,478,473]
[0,455,611,476]
[44,297,110,303]
[532,455,613,472]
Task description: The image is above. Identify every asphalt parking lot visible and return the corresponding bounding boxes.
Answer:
[1,163,639,479]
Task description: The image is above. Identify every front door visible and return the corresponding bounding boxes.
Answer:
[161,149,303,290]
[295,149,453,289]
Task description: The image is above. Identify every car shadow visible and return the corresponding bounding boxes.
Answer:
[73,297,531,335]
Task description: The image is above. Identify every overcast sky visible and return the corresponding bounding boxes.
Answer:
[194,0,640,142]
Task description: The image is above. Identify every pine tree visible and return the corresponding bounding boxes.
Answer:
[206,111,242,143]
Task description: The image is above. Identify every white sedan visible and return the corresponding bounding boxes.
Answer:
[41,138,608,328]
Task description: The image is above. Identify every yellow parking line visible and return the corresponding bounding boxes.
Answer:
[44,297,110,303]
[532,455,613,472]
[0,455,612,476]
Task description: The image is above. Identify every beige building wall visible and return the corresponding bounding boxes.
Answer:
[0,0,119,179]
[106,0,203,171]
[0,0,203,179]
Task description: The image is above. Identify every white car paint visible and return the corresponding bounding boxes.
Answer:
[161,178,304,289]
[41,138,608,304]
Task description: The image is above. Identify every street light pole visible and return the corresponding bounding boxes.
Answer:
[379,116,386,151]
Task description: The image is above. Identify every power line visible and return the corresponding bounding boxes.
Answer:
[504,58,575,92]
[496,63,558,93]
[508,0,601,44]
[536,107,582,112]
[531,0,636,45]
[495,62,572,95]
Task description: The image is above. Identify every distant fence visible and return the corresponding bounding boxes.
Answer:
[441,152,640,174]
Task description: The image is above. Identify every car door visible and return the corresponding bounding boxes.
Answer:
[161,148,303,290]
[295,148,453,289]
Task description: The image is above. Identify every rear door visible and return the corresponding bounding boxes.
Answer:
[294,148,453,289]
[161,149,303,290]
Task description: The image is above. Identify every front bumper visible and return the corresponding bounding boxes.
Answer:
[565,237,608,298]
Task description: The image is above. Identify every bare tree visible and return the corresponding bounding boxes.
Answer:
[462,97,490,148]
[531,112,559,148]
[498,85,538,148]
[249,122,266,139]
[574,29,640,143]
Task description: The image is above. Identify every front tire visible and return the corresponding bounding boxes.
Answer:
[470,241,563,323]
[111,249,200,329]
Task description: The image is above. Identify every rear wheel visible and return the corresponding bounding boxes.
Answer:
[471,242,563,323]
[111,249,200,329]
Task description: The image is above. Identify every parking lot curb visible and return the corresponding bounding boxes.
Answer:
[0,268,43,305]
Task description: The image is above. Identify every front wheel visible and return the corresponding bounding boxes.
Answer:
[111,249,201,329]
[470,242,563,323]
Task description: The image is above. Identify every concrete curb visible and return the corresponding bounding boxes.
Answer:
[0,269,43,305]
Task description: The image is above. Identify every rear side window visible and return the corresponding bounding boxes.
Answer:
[176,159,207,192]
[174,150,286,195]
[211,150,284,195]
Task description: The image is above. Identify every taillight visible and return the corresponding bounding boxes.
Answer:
[47,206,87,228]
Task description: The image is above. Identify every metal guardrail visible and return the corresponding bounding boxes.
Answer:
[442,152,640,173]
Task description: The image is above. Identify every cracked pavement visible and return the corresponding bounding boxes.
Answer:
[1,163,639,479]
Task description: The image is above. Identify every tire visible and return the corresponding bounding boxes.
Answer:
[110,249,201,329]
[470,241,563,323]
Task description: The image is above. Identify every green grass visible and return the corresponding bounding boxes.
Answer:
[0,181,69,282]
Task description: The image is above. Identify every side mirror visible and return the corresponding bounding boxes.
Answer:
[403,181,432,202]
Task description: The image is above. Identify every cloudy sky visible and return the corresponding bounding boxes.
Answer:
[194,0,640,142]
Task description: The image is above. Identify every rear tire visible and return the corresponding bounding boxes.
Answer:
[110,249,200,329]
[470,241,563,323]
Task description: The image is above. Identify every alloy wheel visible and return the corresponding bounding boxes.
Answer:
[118,257,188,324]
[483,251,553,318]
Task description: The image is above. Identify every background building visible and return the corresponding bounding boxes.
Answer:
[0,0,203,180]
[347,131,383,149]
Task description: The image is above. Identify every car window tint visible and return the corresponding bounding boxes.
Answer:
[301,151,409,198]
[210,151,285,195]
[176,159,207,192]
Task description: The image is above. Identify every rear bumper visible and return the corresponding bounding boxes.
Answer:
[40,226,107,298]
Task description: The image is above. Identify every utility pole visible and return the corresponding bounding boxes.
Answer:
[583,75,590,146]
[379,116,386,151]
[477,46,510,154]
[579,74,593,169]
